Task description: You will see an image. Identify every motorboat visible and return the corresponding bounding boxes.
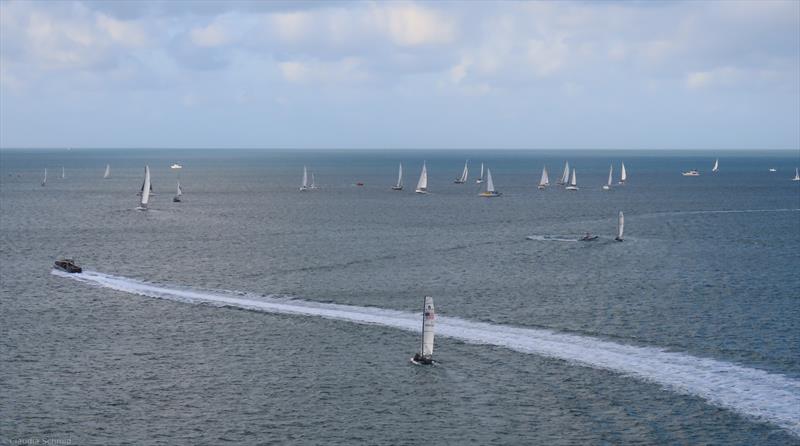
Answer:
[170,164,183,169]
[54,259,82,273]
[579,233,598,241]
[682,170,700,176]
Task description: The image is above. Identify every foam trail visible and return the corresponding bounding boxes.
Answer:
[54,270,800,436]
[525,235,578,242]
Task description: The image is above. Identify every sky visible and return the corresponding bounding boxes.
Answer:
[0,0,798,150]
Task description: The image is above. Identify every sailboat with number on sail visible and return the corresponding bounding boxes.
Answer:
[615,211,624,241]
[392,163,403,190]
[410,296,435,365]
[415,162,428,194]
[565,168,578,191]
[454,160,468,184]
[538,166,549,190]
[137,166,151,210]
[479,168,501,197]
[603,164,613,190]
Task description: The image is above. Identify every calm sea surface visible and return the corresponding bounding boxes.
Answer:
[1,149,799,445]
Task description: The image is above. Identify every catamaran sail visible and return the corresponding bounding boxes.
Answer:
[619,162,627,184]
[455,160,468,183]
[566,168,578,190]
[476,163,484,184]
[103,164,111,179]
[615,211,624,241]
[603,164,613,190]
[41,168,47,186]
[392,163,403,190]
[416,162,428,193]
[139,166,151,209]
[538,166,549,189]
[412,296,435,364]
[712,158,719,173]
[559,161,570,185]
[300,166,309,191]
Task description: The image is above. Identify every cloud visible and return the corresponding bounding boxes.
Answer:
[373,4,457,47]
[190,23,230,48]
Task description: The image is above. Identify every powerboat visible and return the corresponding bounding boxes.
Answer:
[54,259,82,273]
[579,233,598,242]
[682,170,700,176]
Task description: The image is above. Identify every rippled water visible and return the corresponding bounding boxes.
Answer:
[2,149,799,445]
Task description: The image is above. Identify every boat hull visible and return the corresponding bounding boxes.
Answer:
[565,186,579,191]
[479,192,501,197]
[54,260,82,273]
[415,189,428,194]
[391,186,403,190]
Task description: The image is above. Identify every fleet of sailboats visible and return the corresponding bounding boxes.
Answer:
[137,166,151,210]
[454,160,468,184]
[603,164,613,190]
[103,164,111,179]
[415,162,428,194]
[475,163,484,184]
[392,163,403,190]
[538,166,549,190]
[565,168,578,191]
[411,296,435,365]
[479,168,501,197]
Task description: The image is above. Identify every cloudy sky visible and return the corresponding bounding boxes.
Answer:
[1,0,798,150]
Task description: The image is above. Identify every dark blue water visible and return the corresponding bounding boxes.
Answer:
[2,149,799,445]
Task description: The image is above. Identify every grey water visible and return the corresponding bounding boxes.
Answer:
[1,149,799,445]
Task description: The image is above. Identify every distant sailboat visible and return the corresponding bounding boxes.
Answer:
[479,168,501,197]
[415,162,428,194]
[300,166,309,191]
[476,163,484,184]
[103,164,111,179]
[392,163,403,190]
[558,161,570,185]
[538,166,549,190]
[41,168,47,186]
[137,166,151,210]
[173,179,182,202]
[603,164,613,190]
[565,168,578,191]
[410,296,435,365]
[793,168,800,181]
[615,211,624,242]
[309,171,319,190]
[454,160,468,184]
[138,167,154,196]
[618,162,627,185]
[61,167,65,180]
[712,158,719,173]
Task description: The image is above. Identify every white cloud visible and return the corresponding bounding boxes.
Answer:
[190,23,230,48]
[96,13,148,47]
[371,4,456,47]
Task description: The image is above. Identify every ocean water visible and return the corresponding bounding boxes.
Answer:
[1,149,799,445]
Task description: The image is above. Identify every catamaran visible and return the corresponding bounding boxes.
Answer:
[137,165,151,210]
[712,158,719,173]
[173,179,182,202]
[565,168,578,191]
[479,168,501,197]
[538,166,549,190]
[558,161,570,185]
[475,163,484,184]
[602,164,613,190]
[793,168,800,181]
[392,163,403,190]
[41,168,47,186]
[415,162,428,194]
[618,162,627,185]
[61,167,65,180]
[410,296,435,365]
[454,160,468,184]
[300,166,309,191]
[615,211,624,242]
[103,164,111,179]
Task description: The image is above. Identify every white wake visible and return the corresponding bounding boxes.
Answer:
[54,270,800,436]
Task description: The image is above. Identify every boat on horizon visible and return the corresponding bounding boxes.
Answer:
[454,160,468,184]
[410,296,435,365]
[769,168,777,172]
[415,162,428,194]
[565,168,579,191]
[538,166,549,190]
[170,163,183,169]
[478,168,501,197]
[391,163,403,190]
[682,169,700,176]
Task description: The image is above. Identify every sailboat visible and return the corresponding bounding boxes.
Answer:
[309,171,319,190]
[103,164,111,179]
[615,211,624,242]
[538,166,549,190]
[173,179,182,202]
[391,163,403,190]
[299,166,309,191]
[41,168,47,186]
[712,158,719,173]
[454,160,469,184]
[565,168,578,191]
[602,164,613,190]
[475,163,484,184]
[415,162,428,194]
[793,168,800,181]
[557,161,570,185]
[138,167,154,196]
[137,166,151,210]
[618,162,627,185]
[61,167,65,180]
[479,168,501,197]
[410,296,435,365]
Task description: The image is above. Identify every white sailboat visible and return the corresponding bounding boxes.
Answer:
[454,160,469,184]
[300,166,309,191]
[603,164,613,190]
[411,296,435,365]
[309,171,319,190]
[138,168,154,196]
[538,166,549,190]
[173,179,182,202]
[415,162,428,194]
[615,211,624,242]
[479,168,501,197]
[103,164,111,179]
[793,168,800,181]
[476,163,484,184]
[137,165,151,210]
[618,162,627,185]
[61,167,65,180]
[565,168,578,191]
[392,163,403,190]
[558,161,570,185]
[712,158,719,173]
[41,168,47,186]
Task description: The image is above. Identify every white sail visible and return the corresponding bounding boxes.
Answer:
[103,164,111,179]
[396,163,403,188]
[476,162,484,182]
[560,161,570,184]
[570,168,577,186]
[416,162,428,192]
[607,164,613,186]
[140,166,151,208]
[539,166,549,186]
[712,158,719,173]
[41,168,47,186]
[420,296,435,358]
[61,167,65,179]
[301,166,308,189]
[310,172,317,189]
[486,169,495,193]
[620,162,627,183]
[176,180,182,197]
[458,161,469,182]
[617,211,624,240]
[793,168,800,181]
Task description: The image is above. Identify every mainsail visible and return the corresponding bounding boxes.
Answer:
[420,296,435,359]
[176,180,182,197]
[712,158,719,173]
[61,167,65,179]
[570,168,577,187]
[485,169,495,193]
[607,164,613,187]
[539,166,549,187]
[560,161,570,184]
[458,161,468,183]
[41,168,47,186]
[620,162,627,184]
[416,162,428,192]
[104,164,111,179]
[396,163,403,188]
[140,166,151,209]
[301,166,308,190]
[476,162,484,183]
[617,211,624,240]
